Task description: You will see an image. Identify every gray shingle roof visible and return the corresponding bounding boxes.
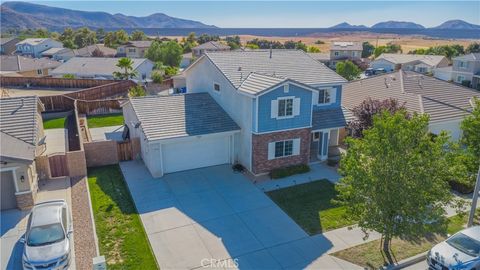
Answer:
[16,38,50,46]
[51,57,150,77]
[454,53,480,61]
[194,41,230,50]
[203,50,347,89]
[1,55,61,72]
[0,96,43,145]
[0,131,36,162]
[342,71,480,123]
[237,73,285,95]
[129,93,240,141]
[126,41,153,48]
[376,53,447,67]
[307,53,330,62]
[312,107,350,130]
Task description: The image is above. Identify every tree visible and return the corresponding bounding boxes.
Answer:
[115,30,129,45]
[73,27,97,48]
[226,36,241,50]
[62,74,75,79]
[461,97,480,158]
[128,84,146,97]
[151,70,164,84]
[186,32,196,44]
[245,43,259,50]
[466,42,480,54]
[307,46,320,53]
[131,30,146,41]
[362,42,375,58]
[337,111,454,264]
[335,60,361,81]
[348,98,406,138]
[145,41,183,67]
[374,43,402,58]
[113,58,137,80]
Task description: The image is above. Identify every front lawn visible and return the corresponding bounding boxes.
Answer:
[267,180,355,234]
[331,211,479,269]
[87,165,157,269]
[87,114,124,128]
[43,117,67,129]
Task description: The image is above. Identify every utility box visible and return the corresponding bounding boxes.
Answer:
[93,256,107,270]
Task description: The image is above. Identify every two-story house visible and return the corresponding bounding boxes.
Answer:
[15,38,63,58]
[371,53,449,74]
[123,50,348,177]
[451,53,480,89]
[329,42,363,68]
[116,41,152,58]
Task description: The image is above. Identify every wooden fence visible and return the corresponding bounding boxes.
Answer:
[65,80,135,100]
[49,154,69,177]
[0,76,117,88]
[117,140,133,161]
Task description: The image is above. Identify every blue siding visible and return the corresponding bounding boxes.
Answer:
[313,85,342,110]
[257,84,312,133]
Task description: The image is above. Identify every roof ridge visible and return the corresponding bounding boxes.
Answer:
[417,94,425,114]
[399,70,405,93]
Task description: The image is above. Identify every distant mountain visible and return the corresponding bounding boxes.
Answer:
[372,21,425,29]
[433,20,480,30]
[330,22,368,29]
[1,1,216,29]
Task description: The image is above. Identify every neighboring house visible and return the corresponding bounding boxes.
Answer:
[0,96,46,210]
[192,41,230,58]
[15,38,63,58]
[433,66,453,81]
[307,52,331,66]
[329,42,363,68]
[371,53,449,73]
[0,55,61,77]
[42,44,116,62]
[1,37,20,55]
[451,53,480,89]
[124,49,348,177]
[180,53,194,69]
[342,70,480,140]
[51,57,154,80]
[116,41,152,58]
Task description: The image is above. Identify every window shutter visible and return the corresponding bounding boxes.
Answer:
[268,142,275,160]
[329,88,336,104]
[271,100,278,118]
[293,138,301,155]
[293,98,301,116]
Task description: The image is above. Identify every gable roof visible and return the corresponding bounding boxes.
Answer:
[198,50,347,90]
[125,41,153,48]
[376,53,447,67]
[1,37,19,45]
[51,57,151,77]
[342,71,480,123]
[129,93,240,141]
[0,96,44,146]
[330,42,362,51]
[0,131,36,162]
[74,44,117,57]
[41,47,69,56]
[16,38,50,46]
[307,53,331,62]
[454,53,480,61]
[0,55,61,72]
[193,41,230,50]
[237,72,320,96]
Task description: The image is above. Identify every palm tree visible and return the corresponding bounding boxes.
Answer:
[113,57,137,80]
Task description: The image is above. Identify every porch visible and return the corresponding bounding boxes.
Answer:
[309,128,347,162]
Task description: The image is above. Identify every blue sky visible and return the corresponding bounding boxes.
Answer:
[6,1,480,28]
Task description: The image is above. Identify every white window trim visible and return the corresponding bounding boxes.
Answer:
[276,96,295,119]
[317,88,335,106]
[268,138,301,160]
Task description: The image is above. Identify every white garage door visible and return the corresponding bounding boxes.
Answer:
[162,135,231,174]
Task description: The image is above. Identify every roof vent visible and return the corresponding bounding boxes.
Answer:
[269,44,273,59]
[384,77,391,88]
[418,76,424,88]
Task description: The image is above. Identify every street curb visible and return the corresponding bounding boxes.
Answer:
[381,251,428,270]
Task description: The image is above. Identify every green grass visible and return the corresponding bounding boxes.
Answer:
[87,114,124,128]
[267,180,356,234]
[87,165,157,269]
[43,117,67,129]
[331,211,479,269]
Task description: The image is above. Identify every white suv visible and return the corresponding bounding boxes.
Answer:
[21,200,73,270]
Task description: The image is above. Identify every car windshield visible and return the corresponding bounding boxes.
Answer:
[446,232,480,257]
[27,223,65,247]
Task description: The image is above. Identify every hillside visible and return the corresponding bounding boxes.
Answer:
[372,21,425,29]
[433,20,480,30]
[330,22,368,29]
[1,1,216,29]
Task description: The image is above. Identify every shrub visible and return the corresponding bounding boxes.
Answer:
[128,84,146,97]
[449,180,474,194]
[270,164,310,179]
[151,70,163,84]
[164,66,178,77]
[62,74,75,79]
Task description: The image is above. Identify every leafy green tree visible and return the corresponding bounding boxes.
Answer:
[128,84,146,97]
[186,32,196,44]
[335,60,361,81]
[307,46,320,53]
[245,43,259,50]
[247,39,284,49]
[151,70,164,84]
[96,28,106,40]
[164,66,178,77]
[226,36,241,50]
[374,43,402,58]
[361,42,375,58]
[284,40,307,51]
[197,34,220,44]
[113,58,137,80]
[461,98,480,158]
[115,30,129,45]
[337,111,454,264]
[131,30,146,41]
[145,41,183,67]
[60,28,76,49]
[466,42,480,54]
[35,28,49,38]
[73,27,97,48]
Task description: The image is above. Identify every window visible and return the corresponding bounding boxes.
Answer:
[278,98,293,117]
[128,48,136,53]
[37,69,43,75]
[318,89,331,104]
[458,61,466,68]
[213,82,220,92]
[457,75,465,83]
[313,132,320,141]
[274,140,294,158]
[417,67,427,73]
[334,51,339,56]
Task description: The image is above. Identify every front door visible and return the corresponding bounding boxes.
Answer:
[317,131,329,160]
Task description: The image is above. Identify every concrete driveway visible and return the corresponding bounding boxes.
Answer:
[0,178,76,270]
[120,161,358,270]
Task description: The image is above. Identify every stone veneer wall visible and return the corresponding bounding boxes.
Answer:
[16,189,36,210]
[251,128,311,174]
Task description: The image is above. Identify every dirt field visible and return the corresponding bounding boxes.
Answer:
[166,32,478,53]
[1,87,80,97]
